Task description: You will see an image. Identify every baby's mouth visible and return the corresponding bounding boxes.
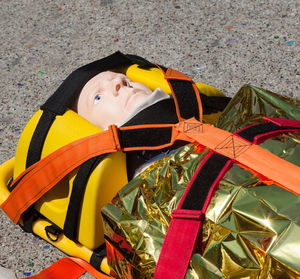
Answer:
[125,90,145,111]
[125,92,134,109]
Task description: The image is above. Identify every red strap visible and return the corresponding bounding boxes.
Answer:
[154,118,300,279]
[26,257,111,279]
[154,153,232,279]
[263,117,300,128]
[154,210,203,279]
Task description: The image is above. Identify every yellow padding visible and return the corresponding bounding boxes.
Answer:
[125,64,224,97]
[0,159,111,275]
[14,109,127,250]
[0,158,14,205]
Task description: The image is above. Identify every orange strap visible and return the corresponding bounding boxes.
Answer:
[3,119,300,225]
[26,257,111,279]
[1,124,190,224]
[176,119,300,196]
[155,65,203,122]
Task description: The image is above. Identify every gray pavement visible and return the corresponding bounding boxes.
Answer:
[0,0,299,278]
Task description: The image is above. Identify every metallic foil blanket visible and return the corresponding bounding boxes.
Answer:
[102,85,300,278]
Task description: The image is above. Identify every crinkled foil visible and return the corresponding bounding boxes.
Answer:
[102,85,300,278]
[216,84,300,132]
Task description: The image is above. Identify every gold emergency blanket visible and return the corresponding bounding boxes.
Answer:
[102,85,300,278]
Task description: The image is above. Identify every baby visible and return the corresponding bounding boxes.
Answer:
[75,71,169,129]
[75,71,175,178]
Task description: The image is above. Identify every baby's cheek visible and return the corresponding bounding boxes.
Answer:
[94,105,120,128]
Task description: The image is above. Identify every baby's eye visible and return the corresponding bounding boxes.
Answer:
[94,94,102,104]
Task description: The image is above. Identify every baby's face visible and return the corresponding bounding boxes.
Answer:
[76,71,152,129]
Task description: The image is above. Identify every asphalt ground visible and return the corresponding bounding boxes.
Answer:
[0,0,299,278]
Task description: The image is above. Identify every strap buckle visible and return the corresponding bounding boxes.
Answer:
[172,209,203,221]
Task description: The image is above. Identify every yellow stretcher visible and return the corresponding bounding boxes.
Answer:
[0,63,225,274]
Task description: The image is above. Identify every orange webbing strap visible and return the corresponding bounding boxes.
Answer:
[155,64,203,122]
[2,126,119,224]
[176,118,300,196]
[4,118,299,226]
[26,257,111,279]
[1,124,191,224]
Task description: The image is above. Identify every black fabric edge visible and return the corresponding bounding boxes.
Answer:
[90,243,107,271]
[236,122,299,143]
[181,153,230,211]
[26,110,56,168]
[119,127,173,149]
[63,155,106,241]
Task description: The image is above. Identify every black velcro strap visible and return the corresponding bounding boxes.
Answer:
[119,127,173,149]
[158,65,231,120]
[123,99,178,126]
[20,207,39,233]
[200,94,231,114]
[26,110,56,168]
[168,79,200,120]
[236,122,300,143]
[90,244,107,271]
[64,155,106,241]
[157,65,201,120]
[181,153,230,211]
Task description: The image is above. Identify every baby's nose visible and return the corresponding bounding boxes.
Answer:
[113,77,126,96]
